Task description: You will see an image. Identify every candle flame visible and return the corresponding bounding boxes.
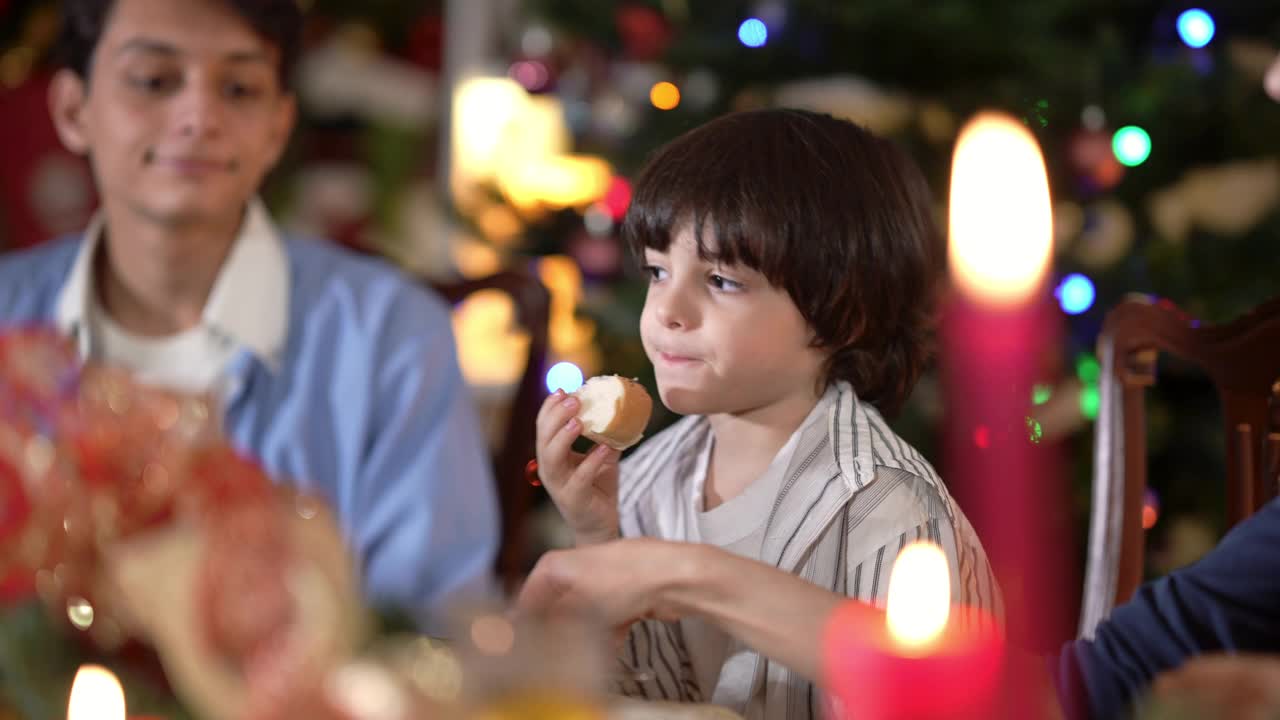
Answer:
[885,542,951,653]
[67,665,126,720]
[948,112,1053,306]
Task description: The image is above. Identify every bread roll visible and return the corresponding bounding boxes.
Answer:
[573,375,653,450]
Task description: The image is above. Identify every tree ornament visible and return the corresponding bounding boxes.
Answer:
[615,5,672,61]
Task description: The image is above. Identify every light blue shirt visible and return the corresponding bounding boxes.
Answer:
[0,220,500,631]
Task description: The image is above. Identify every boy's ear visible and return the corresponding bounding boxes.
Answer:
[48,69,92,156]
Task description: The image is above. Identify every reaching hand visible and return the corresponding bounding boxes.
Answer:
[534,390,621,546]
[515,539,694,631]
[1146,654,1280,720]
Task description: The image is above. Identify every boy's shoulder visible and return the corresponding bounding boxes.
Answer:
[617,413,708,505]
[831,382,943,489]
[0,237,82,323]
[281,237,453,337]
[621,413,707,467]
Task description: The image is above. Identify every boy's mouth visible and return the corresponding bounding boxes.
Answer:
[657,351,700,365]
[146,150,236,174]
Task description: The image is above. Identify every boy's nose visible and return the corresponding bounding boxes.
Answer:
[653,289,695,330]
[658,307,683,329]
[174,86,227,139]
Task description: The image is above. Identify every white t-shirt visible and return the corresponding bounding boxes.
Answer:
[89,301,236,394]
[677,395,830,701]
[54,198,290,396]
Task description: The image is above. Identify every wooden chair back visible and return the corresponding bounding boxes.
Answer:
[1079,294,1280,638]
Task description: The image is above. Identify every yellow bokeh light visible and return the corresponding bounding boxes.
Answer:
[650,81,681,110]
[497,155,613,211]
[948,112,1053,307]
[67,665,126,720]
[477,204,524,245]
[452,74,610,212]
[539,254,584,306]
[452,76,528,187]
[452,238,504,279]
[885,542,951,654]
[539,256,597,355]
[452,289,530,386]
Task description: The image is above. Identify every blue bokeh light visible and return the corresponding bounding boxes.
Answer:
[1176,9,1215,49]
[738,18,768,48]
[545,361,585,393]
[1056,273,1097,315]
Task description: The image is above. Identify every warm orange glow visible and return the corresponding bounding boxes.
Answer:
[477,204,524,245]
[649,81,681,110]
[539,255,597,354]
[948,112,1054,307]
[67,665,126,720]
[452,76,527,186]
[497,155,613,210]
[885,542,951,654]
[1142,504,1159,530]
[452,289,531,386]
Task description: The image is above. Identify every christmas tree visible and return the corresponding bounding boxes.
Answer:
[462,0,1280,578]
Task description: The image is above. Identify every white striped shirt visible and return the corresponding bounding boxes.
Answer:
[613,382,1002,719]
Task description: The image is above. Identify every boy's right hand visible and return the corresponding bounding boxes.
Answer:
[535,390,622,546]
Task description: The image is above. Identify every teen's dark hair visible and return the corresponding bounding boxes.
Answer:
[55,0,302,89]
[622,108,944,418]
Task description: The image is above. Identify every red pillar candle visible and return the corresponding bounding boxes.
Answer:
[941,113,1071,712]
[823,543,1005,720]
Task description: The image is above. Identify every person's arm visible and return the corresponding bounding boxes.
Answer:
[520,472,990,683]
[1052,498,1280,719]
[667,544,849,681]
[354,288,501,632]
[516,539,846,682]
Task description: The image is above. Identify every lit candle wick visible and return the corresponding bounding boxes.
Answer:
[67,664,126,720]
[948,112,1054,307]
[885,542,951,654]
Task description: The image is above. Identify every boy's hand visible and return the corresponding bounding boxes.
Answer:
[535,390,621,546]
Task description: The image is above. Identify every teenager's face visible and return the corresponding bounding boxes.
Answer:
[639,225,827,417]
[49,0,295,226]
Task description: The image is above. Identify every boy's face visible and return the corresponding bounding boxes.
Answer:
[639,226,826,416]
[49,0,295,227]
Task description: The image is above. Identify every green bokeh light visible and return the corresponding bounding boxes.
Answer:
[1113,126,1152,167]
[1076,355,1101,384]
[1080,386,1101,420]
[1032,384,1053,406]
[1026,416,1044,444]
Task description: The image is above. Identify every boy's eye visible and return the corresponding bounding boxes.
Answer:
[224,81,264,100]
[130,73,180,94]
[709,274,744,291]
[642,265,669,282]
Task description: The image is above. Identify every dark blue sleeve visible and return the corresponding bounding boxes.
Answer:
[1052,498,1280,719]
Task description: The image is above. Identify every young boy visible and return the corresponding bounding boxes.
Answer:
[0,0,499,630]
[524,109,1000,718]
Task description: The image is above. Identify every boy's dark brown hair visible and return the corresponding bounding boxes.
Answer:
[622,108,944,418]
[55,0,303,90]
